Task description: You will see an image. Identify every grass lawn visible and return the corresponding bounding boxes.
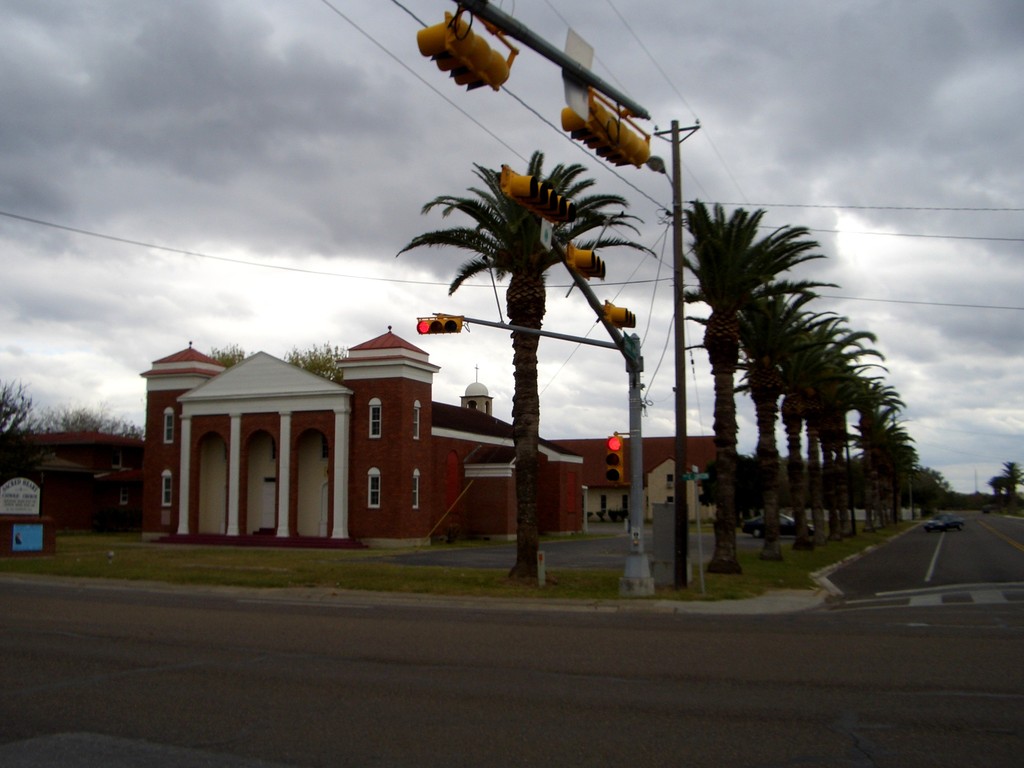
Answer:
[0,524,909,601]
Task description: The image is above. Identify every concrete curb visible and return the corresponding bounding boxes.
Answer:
[0,572,827,616]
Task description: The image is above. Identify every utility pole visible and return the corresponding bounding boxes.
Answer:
[650,120,699,588]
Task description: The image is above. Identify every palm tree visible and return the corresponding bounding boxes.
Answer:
[853,381,903,529]
[738,291,829,560]
[399,151,646,579]
[794,320,881,545]
[999,461,1022,513]
[684,202,825,573]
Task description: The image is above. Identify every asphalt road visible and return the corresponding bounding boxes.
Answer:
[2,515,1024,768]
[825,511,1024,600]
[366,519,783,570]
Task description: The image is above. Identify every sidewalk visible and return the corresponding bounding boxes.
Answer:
[0,572,828,616]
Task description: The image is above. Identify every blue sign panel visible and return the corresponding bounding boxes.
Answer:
[12,524,43,552]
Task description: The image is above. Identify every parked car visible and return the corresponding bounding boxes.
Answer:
[741,514,814,538]
[923,513,965,532]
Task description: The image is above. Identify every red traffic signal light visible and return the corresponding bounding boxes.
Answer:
[416,315,464,334]
[605,434,626,484]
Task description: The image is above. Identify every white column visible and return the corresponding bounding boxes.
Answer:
[331,404,351,539]
[176,415,192,535]
[276,412,291,537]
[226,413,241,536]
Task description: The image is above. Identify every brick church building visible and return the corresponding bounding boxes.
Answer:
[141,329,583,546]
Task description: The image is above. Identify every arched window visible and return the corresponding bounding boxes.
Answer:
[412,400,421,440]
[412,468,420,509]
[161,469,173,506]
[163,408,175,443]
[369,398,382,439]
[367,467,381,508]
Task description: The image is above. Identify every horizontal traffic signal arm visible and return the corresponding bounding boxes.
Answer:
[561,88,651,168]
[499,165,576,223]
[416,10,519,91]
[416,314,464,334]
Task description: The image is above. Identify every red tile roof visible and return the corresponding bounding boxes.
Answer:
[151,347,222,366]
[31,431,144,448]
[349,328,427,355]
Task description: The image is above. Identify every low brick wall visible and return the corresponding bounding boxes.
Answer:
[0,516,56,557]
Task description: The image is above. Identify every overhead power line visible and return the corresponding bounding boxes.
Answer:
[711,202,1024,213]
[5,207,1022,315]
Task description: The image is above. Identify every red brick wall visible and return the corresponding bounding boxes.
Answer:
[463,475,516,537]
[345,377,433,540]
[142,389,188,535]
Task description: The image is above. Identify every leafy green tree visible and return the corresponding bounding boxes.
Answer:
[0,380,45,482]
[400,151,646,579]
[34,404,143,438]
[908,466,951,515]
[211,343,344,383]
[209,344,247,368]
[286,343,345,384]
[684,201,825,573]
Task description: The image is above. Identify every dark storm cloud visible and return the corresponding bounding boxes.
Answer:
[0,0,1020,491]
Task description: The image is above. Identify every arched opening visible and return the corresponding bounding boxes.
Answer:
[296,429,328,536]
[246,430,276,533]
[197,432,227,534]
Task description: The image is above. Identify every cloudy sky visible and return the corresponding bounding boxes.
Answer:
[2,0,1021,494]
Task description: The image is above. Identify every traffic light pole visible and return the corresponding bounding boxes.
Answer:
[459,247,655,597]
[555,245,654,597]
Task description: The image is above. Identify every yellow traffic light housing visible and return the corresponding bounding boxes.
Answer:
[416,11,518,91]
[561,89,651,168]
[416,315,464,335]
[603,301,636,329]
[500,165,576,223]
[605,434,627,485]
[565,243,606,280]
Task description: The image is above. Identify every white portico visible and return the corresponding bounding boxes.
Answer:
[174,353,353,540]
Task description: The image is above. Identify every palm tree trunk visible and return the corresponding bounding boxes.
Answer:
[806,419,827,547]
[753,387,783,561]
[783,398,812,551]
[707,343,742,574]
[836,442,852,536]
[506,272,544,580]
[823,441,843,541]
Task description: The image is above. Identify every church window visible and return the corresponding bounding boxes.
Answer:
[163,408,175,443]
[369,398,382,438]
[368,467,381,508]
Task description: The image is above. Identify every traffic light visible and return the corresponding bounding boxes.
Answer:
[561,89,651,167]
[605,434,627,485]
[602,301,636,329]
[416,315,464,334]
[416,11,518,92]
[499,165,576,223]
[565,243,605,280]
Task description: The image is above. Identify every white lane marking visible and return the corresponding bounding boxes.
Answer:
[924,531,945,583]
